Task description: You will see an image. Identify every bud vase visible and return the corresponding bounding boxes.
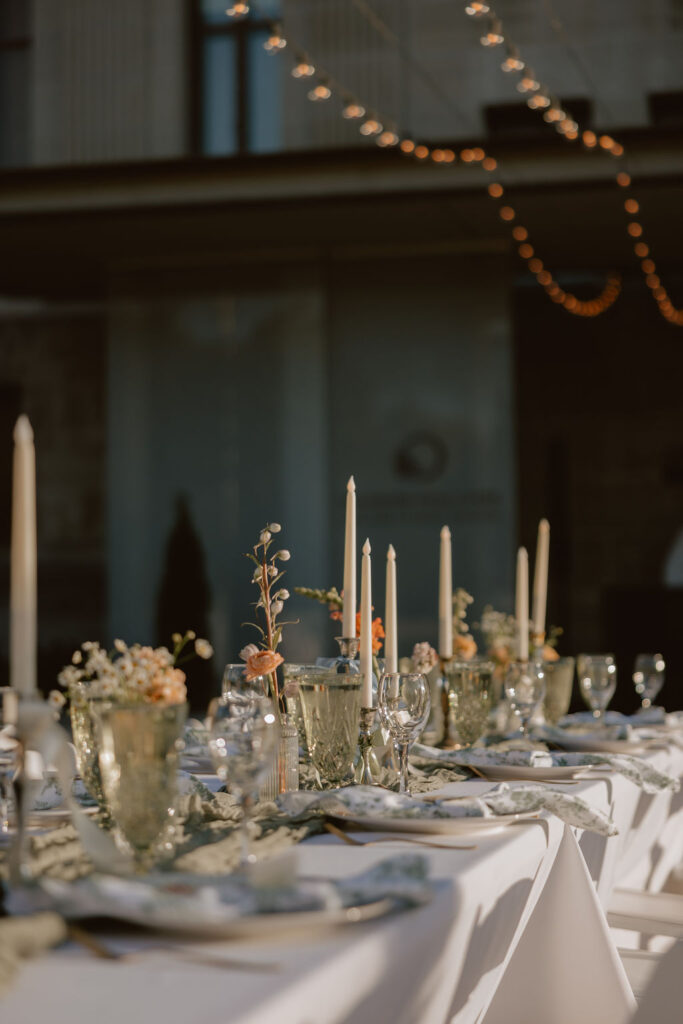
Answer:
[260,714,299,800]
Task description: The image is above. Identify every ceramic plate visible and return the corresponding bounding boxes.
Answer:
[330,810,538,837]
[551,734,647,754]
[471,764,600,782]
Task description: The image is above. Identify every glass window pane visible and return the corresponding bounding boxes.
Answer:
[247,28,282,153]
[203,35,238,155]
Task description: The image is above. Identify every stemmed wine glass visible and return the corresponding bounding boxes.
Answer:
[632,653,665,710]
[209,691,279,868]
[504,661,546,739]
[378,673,430,795]
[577,654,617,723]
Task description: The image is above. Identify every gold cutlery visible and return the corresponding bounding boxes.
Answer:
[323,821,476,850]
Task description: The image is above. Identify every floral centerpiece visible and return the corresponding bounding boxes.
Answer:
[51,631,213,710]
[241,524,296,722]
[476,605,562,678]
[294,584,385,671]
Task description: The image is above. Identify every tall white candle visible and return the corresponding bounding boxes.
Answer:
[10,415,37,695]
[360,538,373,707]
[438,526,453,660]
[342,476,356,638]
[385,544,398,675]
[532,518,550,640]
[516,546,529,662]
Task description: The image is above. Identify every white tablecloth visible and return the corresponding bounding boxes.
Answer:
[4,746,682,1024]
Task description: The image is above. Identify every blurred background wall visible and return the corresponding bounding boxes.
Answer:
[1,0,682,710]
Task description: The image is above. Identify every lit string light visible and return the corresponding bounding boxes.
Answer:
[248,11,619,320]
[467,6,682,326]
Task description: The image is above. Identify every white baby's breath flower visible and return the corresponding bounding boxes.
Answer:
[72,650,82,665]
[172,632,182,644]
[187,630,196,640]
[276,550,291,561]
[240,644,260,661]
[269,523,281,533]
[260,530,271,543]
[48,690,66,711]
[194,638,214,660]
[114,638,127,653]
[271,600,284,615]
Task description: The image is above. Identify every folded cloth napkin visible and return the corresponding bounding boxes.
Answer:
[279,783,618,837]
[0,912,67,995]
[36,853,431,931]
[412,742,680,796]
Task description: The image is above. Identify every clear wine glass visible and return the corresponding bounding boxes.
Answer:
[209,693,279,867]
[378,673,430,795]
[577,654,617,723]
[503,661,546,739]
[632,653,665,710]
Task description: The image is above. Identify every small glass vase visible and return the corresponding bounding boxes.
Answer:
[70,688,109,813]
[541,656,575,726]
[259,714,299,800]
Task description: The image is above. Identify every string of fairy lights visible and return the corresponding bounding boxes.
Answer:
[224,3,678,325]
[465,1,682,326]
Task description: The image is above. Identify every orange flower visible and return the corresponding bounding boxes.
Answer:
[454,634,478,660]
[329,609,343,622]
[245,649,284,682]
[355,611,385,654]
[542,644,560,662]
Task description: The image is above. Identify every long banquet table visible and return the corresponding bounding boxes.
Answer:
[3,745,683,1024]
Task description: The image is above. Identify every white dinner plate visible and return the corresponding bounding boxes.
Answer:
[551,734,647,754]
[330,810,538,837]
[470,764,600,782]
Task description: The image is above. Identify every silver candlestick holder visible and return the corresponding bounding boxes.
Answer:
[356,706,381,785]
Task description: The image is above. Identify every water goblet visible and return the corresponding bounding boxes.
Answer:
[632,653,665,710]
[209,694,279,867]
[504,660,545,739]
[378,673,430,795]
[577,654,617,723]
[292,666,362,789]
[95,702,187,871]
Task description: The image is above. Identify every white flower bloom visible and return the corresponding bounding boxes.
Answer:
[276,589,290,600]
[48,690,66,710]
[195,638,214,660]
[271,600,284,615]
[72,650,83,665]
[240,644,260,661]
[253,566,263,581]
[268,565,278,577]
[277,550,291,561]
[114,638,127,653]
[260,530,271,543]
[187,630,196,640]
[269,523,281,533]
[172,632,182,644]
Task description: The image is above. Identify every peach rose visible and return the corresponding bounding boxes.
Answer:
[454,634,478,660]
[245,649,284,682]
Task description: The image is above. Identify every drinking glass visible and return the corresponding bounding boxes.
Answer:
[222,664,268,700]
[632,653,665,710]
[209,693,279,866]
[292,666,362,789]
[70,684,109,811]
[442,659,494,747]
[95,702,187,871]
[378,673,430,795]
[577,654,617,722]
[0,688,19,833]
[504,661,546,738]
[542,656,575,726]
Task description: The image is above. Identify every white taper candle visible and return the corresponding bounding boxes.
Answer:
[532,518,550,640]
[516,546,529,662]
[385,544,398,675]
[10,415,37,695]
[342,476,356,638]
[360,538,373,707]
[438,526,453,659]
